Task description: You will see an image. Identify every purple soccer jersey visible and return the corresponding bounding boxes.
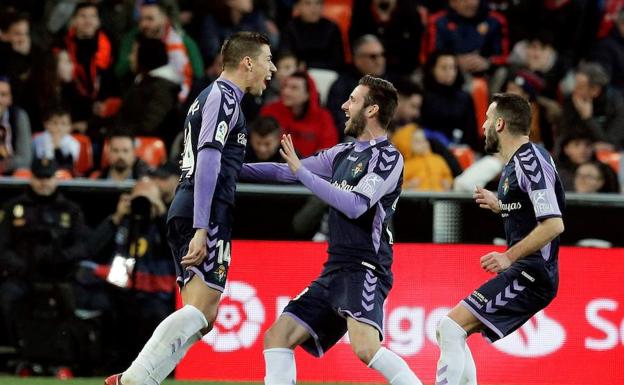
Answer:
[168,77,247,227]
[242,137,404,281]
[498,142,565,263]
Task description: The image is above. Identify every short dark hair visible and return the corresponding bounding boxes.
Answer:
[108,126,135,143]
[43,106,70,122]
[73,1,99,16]
[491,93,532,136]
[358,75,398,129]
[1,11,29,31]
[395,78,423,97]
[221,32,270,70]
[251,116,281,137]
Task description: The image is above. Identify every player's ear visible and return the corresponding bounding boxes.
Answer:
[495,117,505,132]
[243,56,253,72]
[367,104,379,118]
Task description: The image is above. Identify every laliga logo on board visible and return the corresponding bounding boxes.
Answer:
[203,281,265,352]
[492,311,565,357]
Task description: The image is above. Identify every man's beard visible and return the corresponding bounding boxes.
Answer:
[112,160,129,173]
[344,109,367,137]
[484,125,500,154]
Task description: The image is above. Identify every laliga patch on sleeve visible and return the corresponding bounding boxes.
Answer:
[215,121,228,145]
[530,189,556,216]
[354,173,384,199]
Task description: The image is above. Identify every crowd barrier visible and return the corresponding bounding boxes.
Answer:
[176,241,624,385]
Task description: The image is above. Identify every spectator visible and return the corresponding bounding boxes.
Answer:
[280,0,344,71]
[86,179,175,367]
[391,79,423,129]
[422,0,509,75]
[116,36,180,147]
[147,161,180,205]
[116,0,202,101]
[504,70,560,151]
[35,48,78,131]
[199,0,278,70]
[1,12,42,127]
[32,107,80,173]
[350,0,424,76]
[245,116,283,163]
[507,29,568,100]
[574,160,620,193]
[555,129,597,191]
[592,9,624,93]
[63,2,115,125]
[0,76,32,175]
[560,62,624,151]
[261,71,338,157]
[421,51,478,150]
[326,35,386,137]
[403,127,453,191]
[0,158,89,350]
[91,131,150,181]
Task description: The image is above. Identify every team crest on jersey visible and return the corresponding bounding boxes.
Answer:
[215,264,226,282]
[503,177,510,195]
[352,162,364,177]
[215,121,228,145]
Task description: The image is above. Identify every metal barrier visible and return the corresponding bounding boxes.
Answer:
[2,178,623,245]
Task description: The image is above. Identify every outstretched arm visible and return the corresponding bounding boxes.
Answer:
[280,134,401,219]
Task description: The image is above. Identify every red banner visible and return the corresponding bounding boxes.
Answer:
[176,242,624,385]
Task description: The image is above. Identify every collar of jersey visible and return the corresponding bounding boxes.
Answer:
[217,77,244,103]
[353,136,389,152]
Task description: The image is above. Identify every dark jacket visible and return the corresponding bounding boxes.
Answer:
[0,188,90,281]
[349,0,424,75]
[592,27,624,92]
[280,16,344,71]
[421,77,478,150]
[561,88,624,149]
[423,0,509,68]
[117,65,181,147]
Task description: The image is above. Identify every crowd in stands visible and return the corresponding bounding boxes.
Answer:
[2,0,624,377]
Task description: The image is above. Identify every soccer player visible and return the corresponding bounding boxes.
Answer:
[241,75,423,385]
[105,31,276,385]
[434,93,565,385]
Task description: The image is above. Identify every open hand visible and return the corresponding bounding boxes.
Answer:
[474,186,500,213]
[279,134,302,174]
[181,229,207,268]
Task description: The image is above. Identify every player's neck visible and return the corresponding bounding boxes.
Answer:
[501,136,530,163]
[358,124,385,142]
[220,70,247,93]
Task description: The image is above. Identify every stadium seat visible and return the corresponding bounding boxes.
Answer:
[322,0,352,63]
[308,68,339,106]
[12,168,32,179]
[54,169,73,180]
[450,145,475,170]
[101,136,167,168]
[471,77,489,139]
[135,136,167,167]
[71,133,93,176]
[596,149,621,173]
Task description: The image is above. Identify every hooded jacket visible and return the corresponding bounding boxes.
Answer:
[260,73,338,158]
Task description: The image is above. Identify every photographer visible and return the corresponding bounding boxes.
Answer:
[85,179,176,370]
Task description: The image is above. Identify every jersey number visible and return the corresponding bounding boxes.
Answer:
[180,123,195,178]
[216,240,231,264]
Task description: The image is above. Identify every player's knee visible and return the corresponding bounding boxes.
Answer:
[351,342,378,365]
[264,325,285,348]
